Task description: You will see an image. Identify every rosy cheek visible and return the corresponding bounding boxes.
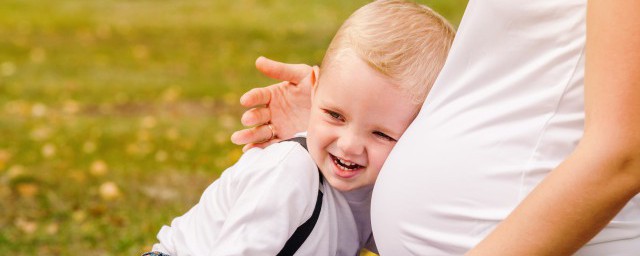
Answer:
[374,147,394,169]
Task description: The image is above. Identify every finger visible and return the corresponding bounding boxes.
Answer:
[231,129,256,145]
[255,56,312,84]
[240,87,273,107]
[241,107,271,127]
[230,124,275,145]
[242,139,281,152]
[231,129,253,145]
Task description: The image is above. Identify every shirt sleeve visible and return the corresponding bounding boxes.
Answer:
[210,143,319,255]
[154,142,320,255]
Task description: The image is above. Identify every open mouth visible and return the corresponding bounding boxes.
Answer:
[330,154,364,171]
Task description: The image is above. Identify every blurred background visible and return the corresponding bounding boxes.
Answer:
[0,0,466,255]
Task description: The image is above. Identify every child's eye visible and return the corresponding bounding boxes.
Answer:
[324,110,344,121]
[373,131,397,142]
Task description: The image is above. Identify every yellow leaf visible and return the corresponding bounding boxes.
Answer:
[16,183,38,198]
[90,160,108,176]
[99,181,121,201]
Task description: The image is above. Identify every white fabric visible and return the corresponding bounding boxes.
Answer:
[371,0,640,255]
[343,186,376,253]
[153,139,372,256]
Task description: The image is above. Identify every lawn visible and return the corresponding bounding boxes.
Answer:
[0,0,466,254]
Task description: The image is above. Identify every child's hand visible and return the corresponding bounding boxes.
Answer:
[231,57,315,151]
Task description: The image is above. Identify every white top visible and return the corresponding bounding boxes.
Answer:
[152,138,373,256]
[371,0,640,255]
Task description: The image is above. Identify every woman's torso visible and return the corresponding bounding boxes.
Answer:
[371,0,640,254]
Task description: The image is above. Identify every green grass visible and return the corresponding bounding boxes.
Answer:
[0,0,467,254]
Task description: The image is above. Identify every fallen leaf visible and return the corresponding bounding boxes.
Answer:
[41,143,56,158]
[31,103,48,117]
[90,160,108,176]
[15,218,37,234]
[16,182,39,198]
[99,181,120,201]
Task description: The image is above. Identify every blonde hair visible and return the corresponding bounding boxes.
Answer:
[321,0,455,104]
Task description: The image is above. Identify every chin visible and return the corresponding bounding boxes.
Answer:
[326,178,359,192]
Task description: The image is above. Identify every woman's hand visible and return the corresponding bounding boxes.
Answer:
[231,57,315,151]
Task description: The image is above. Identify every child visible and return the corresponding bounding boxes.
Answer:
[146,0,454,255]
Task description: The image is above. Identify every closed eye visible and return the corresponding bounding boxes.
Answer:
[373,131,397,142]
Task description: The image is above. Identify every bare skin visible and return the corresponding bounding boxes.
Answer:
[233,1,640,252]
[467,0,640,254]
[230,57,313,151]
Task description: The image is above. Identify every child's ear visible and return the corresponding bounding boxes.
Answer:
[310,65,320,99]
[311,65,320,89]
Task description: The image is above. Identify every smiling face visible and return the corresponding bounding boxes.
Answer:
[307,50,419,192]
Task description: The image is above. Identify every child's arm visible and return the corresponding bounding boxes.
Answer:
[154,143,319,255]
[209,145,320,255]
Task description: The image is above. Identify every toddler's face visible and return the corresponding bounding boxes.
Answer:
[307,50,418,192]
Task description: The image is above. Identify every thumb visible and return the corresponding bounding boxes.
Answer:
[255,56,313,85]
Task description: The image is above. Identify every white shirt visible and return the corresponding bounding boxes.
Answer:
[153,138,372,256]
[371,0,640,255]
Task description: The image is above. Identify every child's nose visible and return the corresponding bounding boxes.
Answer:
[337,132,364,156]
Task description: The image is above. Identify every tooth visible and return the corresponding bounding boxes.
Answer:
[334,157,359,171]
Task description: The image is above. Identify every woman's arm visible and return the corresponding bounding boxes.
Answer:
[468,1,640,254]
